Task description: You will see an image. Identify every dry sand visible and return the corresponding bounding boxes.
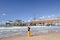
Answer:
[0,32,60,40]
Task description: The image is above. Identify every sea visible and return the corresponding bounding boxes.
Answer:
[0,26,60,38]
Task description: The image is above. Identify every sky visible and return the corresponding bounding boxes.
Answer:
[0,0,60,22]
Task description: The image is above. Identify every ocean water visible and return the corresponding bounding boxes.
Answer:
[0,26,60,38]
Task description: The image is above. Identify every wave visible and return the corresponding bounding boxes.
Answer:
[0,26,60,38]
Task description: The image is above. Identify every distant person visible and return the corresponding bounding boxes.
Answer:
[28,27,31,37]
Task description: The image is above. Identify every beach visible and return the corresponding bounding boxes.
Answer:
[0,26,60,40]
[0,32,60,40]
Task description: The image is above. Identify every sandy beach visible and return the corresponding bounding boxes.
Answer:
[0,32,60,40]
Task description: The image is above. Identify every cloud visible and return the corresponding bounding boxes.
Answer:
[47,16,51,18]
[40,16,45,19]
[51,15,55,17]
[2,13,6,16]
[47,15,55,18]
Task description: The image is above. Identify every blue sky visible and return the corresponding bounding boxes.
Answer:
[0,0,60,22]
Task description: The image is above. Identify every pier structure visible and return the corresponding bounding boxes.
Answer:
[30,19,60,26]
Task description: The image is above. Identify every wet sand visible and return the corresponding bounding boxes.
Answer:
[0,32,60,40]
